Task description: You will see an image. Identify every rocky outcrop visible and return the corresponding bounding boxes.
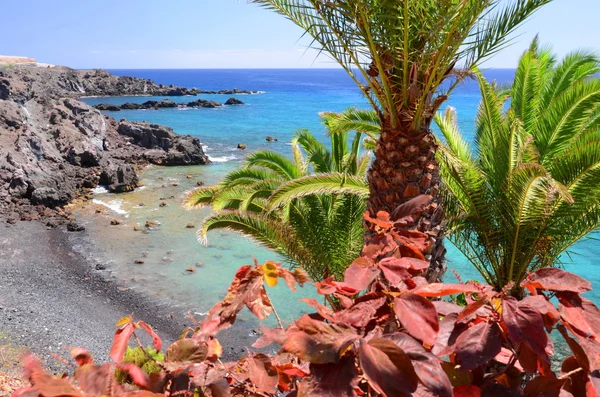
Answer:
[0,65,211,224]
[225,97,244,105]
[92,97,244,112]
[117,121,210,166]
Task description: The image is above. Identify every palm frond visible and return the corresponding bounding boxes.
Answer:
[268,173,369,210]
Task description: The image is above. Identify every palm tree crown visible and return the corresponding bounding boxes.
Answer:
[184,120,369,281]
[436,40,600,292]
[251,0,552,213]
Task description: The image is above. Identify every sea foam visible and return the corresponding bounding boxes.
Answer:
[92,199,129,216]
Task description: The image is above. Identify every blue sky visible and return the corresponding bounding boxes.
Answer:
[0,0,597,69]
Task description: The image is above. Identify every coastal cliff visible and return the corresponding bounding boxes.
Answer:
[0,65,212,225]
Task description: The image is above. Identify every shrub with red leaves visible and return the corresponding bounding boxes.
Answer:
[13,209,600,397]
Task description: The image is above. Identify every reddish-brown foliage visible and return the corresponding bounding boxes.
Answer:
[13,213,600,397]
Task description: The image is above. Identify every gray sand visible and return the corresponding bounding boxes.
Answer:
[0,221,257,373]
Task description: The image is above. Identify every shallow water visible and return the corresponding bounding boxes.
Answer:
[75,163,317,325]
[76,69,600,323]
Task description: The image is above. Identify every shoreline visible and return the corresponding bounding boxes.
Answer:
[0,219,260,375]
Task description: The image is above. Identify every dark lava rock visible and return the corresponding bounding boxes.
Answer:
[225,97,244,105]
[120,102,143,110]
[157,99,177,108]
[99,165,138,193]
[117,121,210,165]
[94,104,121,111]
[187,99,222,108]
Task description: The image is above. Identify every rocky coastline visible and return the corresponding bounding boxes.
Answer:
[0,64,222,226]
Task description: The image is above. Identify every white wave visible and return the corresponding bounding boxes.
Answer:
[208,155,238,163]
[91,185,110,194]
[137,186,147,191]
[92,199,129,216]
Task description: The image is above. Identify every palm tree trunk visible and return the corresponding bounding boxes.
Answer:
[366,118,446,282]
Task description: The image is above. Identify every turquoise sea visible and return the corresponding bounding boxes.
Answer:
[77,69,600,323]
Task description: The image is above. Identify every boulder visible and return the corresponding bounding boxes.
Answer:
[30,187,70,208]
[94,104,121,111]
[225,97,244,105]
[99,165,138,193]
[157,99,178,108]
[120,102,143,110]
[0,79,10,100]
[237,143,247,150]
[117,121,175,150]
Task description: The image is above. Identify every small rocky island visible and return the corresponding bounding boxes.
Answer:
[94,96,244,111]
[0,64,251,225]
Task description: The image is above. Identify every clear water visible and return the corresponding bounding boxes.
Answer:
[76,69,600,323]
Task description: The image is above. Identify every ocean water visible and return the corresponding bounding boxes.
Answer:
[76,69,600,324]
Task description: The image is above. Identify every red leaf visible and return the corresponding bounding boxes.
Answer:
[248,354,279,394]
[70,348,93,366]
[413,283,481,298]
[558,293,600,338]
[73,362,122,395]
[456,298,489,322]
[315,277,338,295]
[138,321,162,351]
[341,261,380,292]
[358,339,419,396]
[399,243,427,261]
[362,233,397,260]
[121,392,167,397]
[364,210,393,230]
[117,363,150,389]
[433,301,463,316]
[454,321,502,371]
[31,371,84,397]
[523,375,565,397]
[165,338,208,364]
[522,268,591,294]
[394,294,439,346]
[198,265,271,336]
[279,267,309,292]
[453,385,482,397]
[432,313,462,357]
[334,296,387,328]
[283,315,359,364]
[110,322,135,363]
[502,297,548,359]
[521,295,560,331]
[378,257,413,286]
[557,324,590,372]
[298,356,359,397]
[301,298,335,320]
[252,325,287,349]
[409,351,453,397]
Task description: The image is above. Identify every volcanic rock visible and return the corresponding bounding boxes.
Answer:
[225,97,244,105]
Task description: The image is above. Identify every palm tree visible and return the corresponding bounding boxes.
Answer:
[184,126,369,281]
[435,40,600,294]
[250,0,553,279]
